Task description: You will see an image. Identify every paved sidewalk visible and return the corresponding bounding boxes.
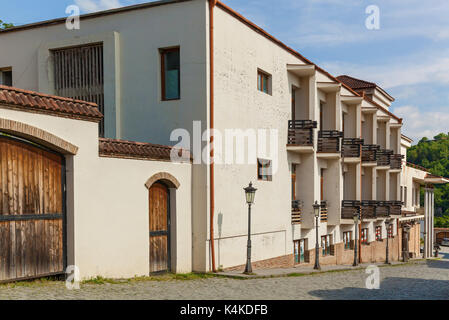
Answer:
[218,260,425,279]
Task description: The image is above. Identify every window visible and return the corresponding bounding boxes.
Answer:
[320,168,325,201]
[0,68,12,86]
[388,224,394,238]
[400,186,404,202]
[294,239,306,264]
[160,47,180,101]
[412,187,415,206]
[376,226,382,241]
[361,228,369,244]
[343,231,352,250]
[321,235,331,256]
[52,44,104,136]
[258,158,272,181]
[257,70,271,94]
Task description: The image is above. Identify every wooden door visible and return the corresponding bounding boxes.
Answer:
[149,182,170,273]
[0,135,65,282]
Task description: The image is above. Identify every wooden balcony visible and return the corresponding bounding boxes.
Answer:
[390,154,404,170]
[362,144,380,163]
[341,200,361,219]
[361,200,377,219]
[342,138,364,158]
[287,120,317,146]
[389,201,403,216]
[320,200,328,222]
[292,200,303,225]
[376,201,391,218]
[318,131,343,153]
[377,149,393,167]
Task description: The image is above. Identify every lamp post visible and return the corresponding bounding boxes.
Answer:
[243,182,257,274]
[313,201,321,270]
[385,219,392,265]
[353,211,359,267]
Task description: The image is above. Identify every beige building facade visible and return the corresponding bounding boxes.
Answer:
[0,0,447,281]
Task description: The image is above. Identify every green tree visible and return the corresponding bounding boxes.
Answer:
[0,19,14,29]
[408,132,449,224]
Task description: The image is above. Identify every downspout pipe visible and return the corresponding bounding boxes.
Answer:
[209,0,217,273]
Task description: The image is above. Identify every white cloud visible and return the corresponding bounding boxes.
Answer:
[74,0,124,13]
[322,49,449,89]
[393,105,449,141]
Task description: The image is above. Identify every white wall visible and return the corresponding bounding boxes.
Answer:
[0,106,192,279]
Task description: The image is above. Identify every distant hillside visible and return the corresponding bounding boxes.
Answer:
[407,133,449,227]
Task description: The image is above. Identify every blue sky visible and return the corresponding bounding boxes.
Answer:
[2,0,449,141]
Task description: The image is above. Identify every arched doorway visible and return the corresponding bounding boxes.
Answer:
[146,173,180,274]
[149,182,171,273]
[0,133,66,282]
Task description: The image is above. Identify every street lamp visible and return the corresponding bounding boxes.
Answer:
[385,219,392,265]
[313,201,321,270]
[243,182,257,274]
[353,212,359,267]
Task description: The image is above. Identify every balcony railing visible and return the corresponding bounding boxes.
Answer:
[377,149,393,166]
[292,200,303,225]
[362,144,380,163]
[318,130,343,153]
[342,138,364,158]
[389,201,403,216]
[320,200,328,222]
[390,154,405,170]
[361,200,377,219]
[376,201,391,217]
[287,120,317,146]
[341,200,361,219]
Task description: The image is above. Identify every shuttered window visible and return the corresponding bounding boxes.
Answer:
[52,44,104,136]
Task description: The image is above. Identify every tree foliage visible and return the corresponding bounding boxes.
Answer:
[407,132,449,227]
[0,19,14,29]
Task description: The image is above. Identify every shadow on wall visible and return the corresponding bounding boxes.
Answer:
[308,276,449,300]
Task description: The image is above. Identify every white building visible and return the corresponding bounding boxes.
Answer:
[0,0,447,281]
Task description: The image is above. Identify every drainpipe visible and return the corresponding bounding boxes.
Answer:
[209,0,217,273]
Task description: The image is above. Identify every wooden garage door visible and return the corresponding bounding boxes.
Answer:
[149,182,170,273]
[0,135,65,282]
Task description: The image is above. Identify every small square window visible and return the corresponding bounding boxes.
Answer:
[257,158,272,181]
[257,70,271,94]
[160,47,180,101]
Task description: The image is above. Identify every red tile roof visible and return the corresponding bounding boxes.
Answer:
[99,138,191,162]
[337,75,377,90]
[0,85,103,122]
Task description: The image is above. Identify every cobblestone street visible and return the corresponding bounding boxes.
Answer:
[1,251,448,300]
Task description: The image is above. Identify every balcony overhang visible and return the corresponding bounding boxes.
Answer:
[287,64,316,77]
[286,145,314,154]
[377,116,390,122]
[341,95,363,105]
[398,215,424,223]
[344,157,361,164]
[317,82,341,93]
[362,162,377,167]
[425,177,449,184]
[390,123,402,129]
[376,165,390,170]
[317,152,341,159]
[389,168,402,174]
[362,107,377,114]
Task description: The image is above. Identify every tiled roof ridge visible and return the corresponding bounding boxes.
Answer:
[0,85,103,122]
[337,75,377,89]
[98,138,191,162]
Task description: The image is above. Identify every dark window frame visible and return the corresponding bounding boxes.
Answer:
[257,69,271,95]
[160,47,181,101]
[361,228,369,244]
[321,235,331,256]
[343,231,352,250]
[0,68,12,86]
[376,226,382,241]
